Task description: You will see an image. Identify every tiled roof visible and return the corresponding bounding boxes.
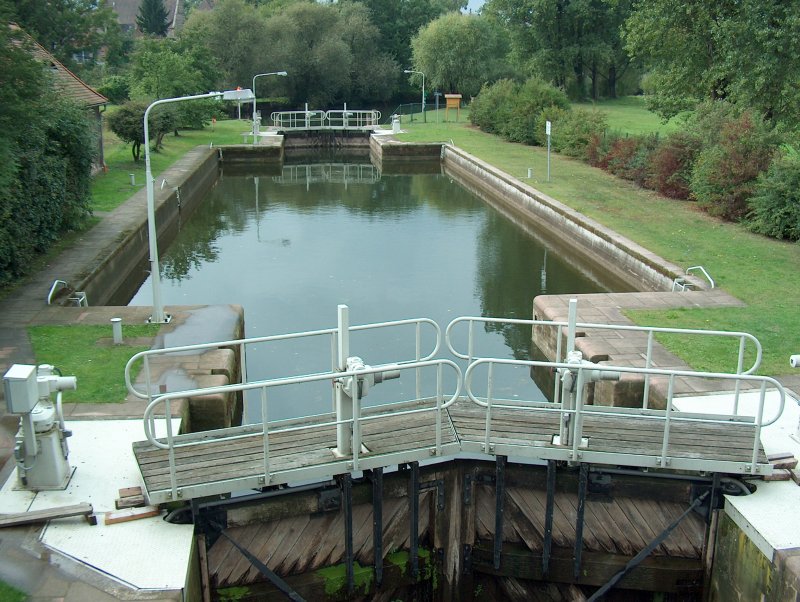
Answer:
[9,23,108,108]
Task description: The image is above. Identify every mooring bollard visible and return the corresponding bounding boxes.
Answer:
[111,317,123,345]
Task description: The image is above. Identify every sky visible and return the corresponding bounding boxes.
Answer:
[465,0,485,13]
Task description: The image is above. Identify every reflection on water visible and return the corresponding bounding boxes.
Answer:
[130,157,622,420]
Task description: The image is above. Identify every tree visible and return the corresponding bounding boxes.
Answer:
[484,0,635,99]
[107,102,176,162]
[181,0,271,89]
[342,0,466,69]
[411,12,509,98]
[12,0,120,70]
[137,0,169,36]
[129,39,206,99]
[624,0,800,126]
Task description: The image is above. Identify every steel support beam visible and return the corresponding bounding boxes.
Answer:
[494,455,506,570]
[543,460,556,577]
[372,468,384,586]
[341,473,354,594]
[409,461,420,581]
[574,463,588,579]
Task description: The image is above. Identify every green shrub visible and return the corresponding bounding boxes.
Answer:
[550,108,608,160]
[0,96,95,287]
[746,145,800,241]
[500,78,569,145]
[469,79,517,135]
[690,110,779,220]
[645,132,701,199]
[97,75,130,104]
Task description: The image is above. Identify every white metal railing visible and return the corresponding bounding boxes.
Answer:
[125,316,441,404]
[445,316,762,410]
[142,358,462,500]
[463,357,786,474]
[271,109,381,131]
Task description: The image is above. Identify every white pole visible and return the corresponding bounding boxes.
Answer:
[546,120,552,182]
[144,91,229,323]
[335,305,352,456]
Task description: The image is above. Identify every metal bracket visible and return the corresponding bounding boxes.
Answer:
[420,478,445,511]
[462,544,472,574]
[317,487,341,513]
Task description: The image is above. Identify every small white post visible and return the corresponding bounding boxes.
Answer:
[111,317,123,345]
[546,120,552,182]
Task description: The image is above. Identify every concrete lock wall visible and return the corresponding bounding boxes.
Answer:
[709,511,800,602]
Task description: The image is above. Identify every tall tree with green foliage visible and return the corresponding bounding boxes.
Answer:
[484,0,634,99]
[410,12,509,97]
[137,0,170,36]
[624,0,800,126]
[340,0,465,69]
[12,0,120,69]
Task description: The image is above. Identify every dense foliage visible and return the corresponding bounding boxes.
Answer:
[624,0,800,128]
[0,17,95,286]
[484,0,638,100]
[107,101,181,162]
[747,146,800,242]
[137,0,169,36]
[410,12,509,98]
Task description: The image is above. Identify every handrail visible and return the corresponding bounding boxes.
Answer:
[47,280,68,305]
[445,315,762,409]
[125,317,441,401]
[686,265,716,289]
[142,359,462,499]
[464,357,786,474]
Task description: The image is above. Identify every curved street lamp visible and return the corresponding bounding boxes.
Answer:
[252,71,288,142]
[144,89,253,323]
[404,69,426,123]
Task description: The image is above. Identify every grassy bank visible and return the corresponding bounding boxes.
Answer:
[28,324,159,403]
[92,118,248,212]
[573,96,683,136]
[397,113,799,376]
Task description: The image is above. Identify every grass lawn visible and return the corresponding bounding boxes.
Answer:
[396,113,800,377]
[92,117,250,212]
[28,324,159,403]
[0,580,26,602]
[573,95,683,136]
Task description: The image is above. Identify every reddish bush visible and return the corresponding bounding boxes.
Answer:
[646,132,701,199]
[690,111,779,220]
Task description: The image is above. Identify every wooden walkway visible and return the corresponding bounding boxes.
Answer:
[133,398,769,504]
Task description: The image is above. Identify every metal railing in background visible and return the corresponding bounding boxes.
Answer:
[270,109,380,131]
[463,357,786,475]
[445,316,762,410]
[125,316,441,405]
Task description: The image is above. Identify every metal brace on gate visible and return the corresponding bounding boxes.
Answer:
[419,477,445,511]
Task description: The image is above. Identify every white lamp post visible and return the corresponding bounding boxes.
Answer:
[404,69,426,123]
[144,89,253,323]
[251,71,288,143]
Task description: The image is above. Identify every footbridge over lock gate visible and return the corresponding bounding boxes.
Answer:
[127,302,786,600]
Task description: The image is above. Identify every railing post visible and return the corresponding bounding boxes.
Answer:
[566,298,578,354]
[484,362,494,453]
[660,375,675,467]
[643,331,654,409]
[435,363,442,455]
[261,387,270,482]
[733,336,746,413]
[335,305,352,457]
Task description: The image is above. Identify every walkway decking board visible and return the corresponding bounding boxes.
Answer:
[133,398,770,503]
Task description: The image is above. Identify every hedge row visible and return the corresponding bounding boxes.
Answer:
[470,82,800,242]
[0,96,95,288]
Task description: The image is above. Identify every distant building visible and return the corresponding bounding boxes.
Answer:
[10,23,109,171]
[111,0,185,37]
